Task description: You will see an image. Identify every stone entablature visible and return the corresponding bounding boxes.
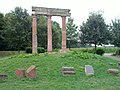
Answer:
[32,6,71,16]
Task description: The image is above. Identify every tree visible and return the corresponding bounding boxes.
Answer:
[4,7,31,52]
[66,17,78,49]
[110,19,120,47]
[52,21,61,49]
[37,16,61,49]
[37,16,47,49]
[0,13,5,50]
[80,12,109,53]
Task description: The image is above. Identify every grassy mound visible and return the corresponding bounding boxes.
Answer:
[0,51,120,90]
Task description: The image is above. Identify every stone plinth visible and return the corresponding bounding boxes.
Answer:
[26,65,37,79]
[107,69,119,75]
[85,65,94,76]
[16,69,25,78]
[0,74,8,80]
[62,67,75,76]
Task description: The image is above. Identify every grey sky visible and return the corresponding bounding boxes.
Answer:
[0,0,120,26]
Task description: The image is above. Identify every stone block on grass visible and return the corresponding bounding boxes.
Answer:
[0,74,8,80]
[16,69,25,78]
[85,65,94,76]
[107,69,119,75]
[62,67,75,76]
[26,65,37,79]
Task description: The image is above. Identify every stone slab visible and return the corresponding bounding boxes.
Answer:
[62,67,75,76]
[16,69,25,78]
[107,69,119,75]
[26,65,37,79]
[62,67,74,71]
[85,65,94,75]
[0,74,8,80]
[32,6,71,16]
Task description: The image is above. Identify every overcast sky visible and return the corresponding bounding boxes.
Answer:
[1,0,120,26]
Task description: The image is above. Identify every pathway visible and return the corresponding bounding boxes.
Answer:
[103,53,120,61]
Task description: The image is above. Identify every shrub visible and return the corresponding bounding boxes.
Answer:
[53,48,60,52]
[25,47,45,53]
[62,51,99,59]
[115,49,120,55]
[102,48,118,53]
[96,48,105,55]
[25,47,32,53]
[37,47,45,53]
[71,48,94,53]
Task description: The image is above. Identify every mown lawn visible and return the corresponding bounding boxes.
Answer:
[0,51,120,90]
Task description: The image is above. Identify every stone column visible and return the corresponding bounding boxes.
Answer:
[62,16,66,50]
[32,14,37,53]
[47,15,52,52]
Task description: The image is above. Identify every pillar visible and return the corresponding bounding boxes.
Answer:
[62,16,66,50]
[32,14,37,53]
[47,15,52,52]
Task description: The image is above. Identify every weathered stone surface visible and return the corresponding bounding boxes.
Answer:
[16,69,25,78]
[107,69,119,75]
[32,14,37,53]
[0,74,8,80]
[85,65,94,75]
[47,15,52,52]
[32,6,71,16]
[62,16,66,50]
[62,67,75,76]
[26,65,37,79]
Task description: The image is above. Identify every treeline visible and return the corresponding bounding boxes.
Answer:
[0,7,120,52]
[0,7,61,52]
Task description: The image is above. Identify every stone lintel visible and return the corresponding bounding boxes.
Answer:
[32,6,71,16]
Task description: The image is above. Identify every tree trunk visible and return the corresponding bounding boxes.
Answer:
[18,45,20,53]
[94,43,97,54]
[18,39,20,53]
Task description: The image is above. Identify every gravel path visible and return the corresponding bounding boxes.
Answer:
[103,53,120,61]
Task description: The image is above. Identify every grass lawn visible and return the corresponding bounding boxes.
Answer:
[0,51,120,90]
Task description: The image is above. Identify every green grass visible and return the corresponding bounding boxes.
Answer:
[0,51,120,90]
[0,51,24,57]
[71,47,120,53]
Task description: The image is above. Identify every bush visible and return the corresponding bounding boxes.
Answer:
[96,48,105,55]
[25,47,32,53]
[103,48,118,53]
[71,48,94,53]
[37,47,45,53]
[62,50,99,59]
[115,49,120,55]
[25,47,45,53]
[53,48,60,52]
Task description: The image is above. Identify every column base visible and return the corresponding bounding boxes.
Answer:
[59,48,69,53]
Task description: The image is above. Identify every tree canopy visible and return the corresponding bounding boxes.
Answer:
[66,17,78,48]
[80,12,109,52]
[0,7,62,51]
[110,19,120,47]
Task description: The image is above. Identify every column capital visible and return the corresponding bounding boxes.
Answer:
[61,16,66,17]
[47,15,52,18]
[32,14,37,17]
